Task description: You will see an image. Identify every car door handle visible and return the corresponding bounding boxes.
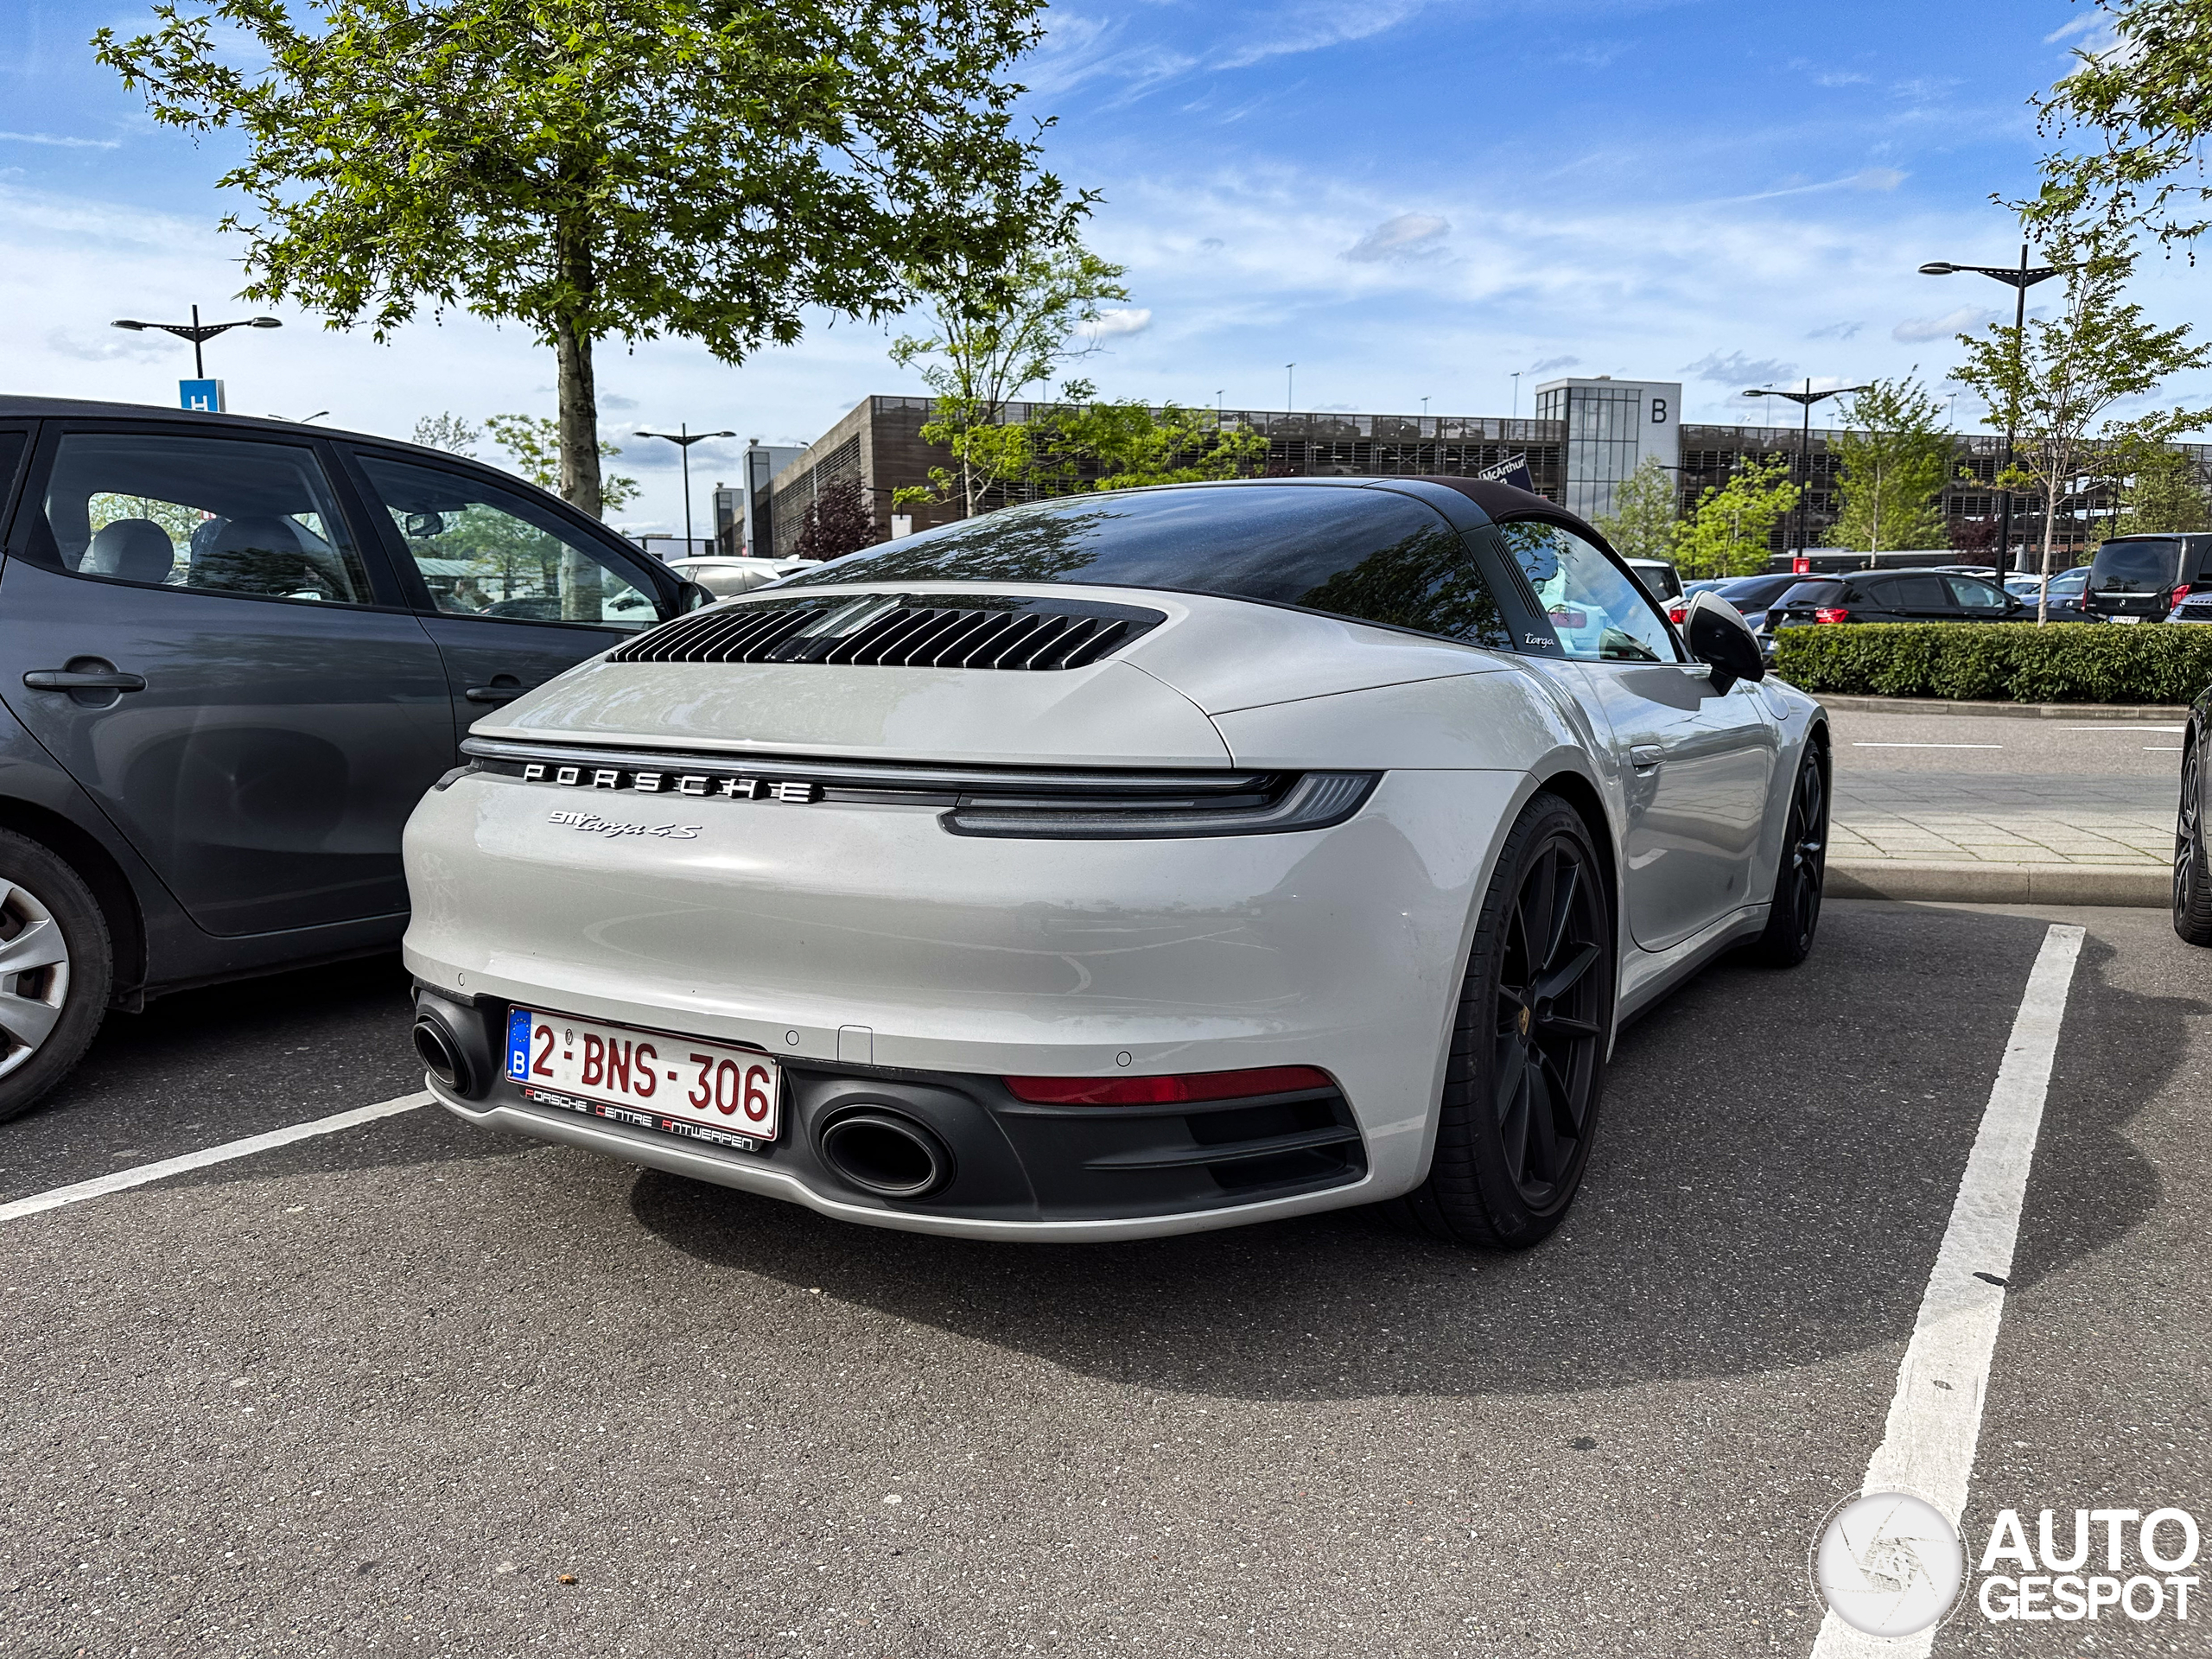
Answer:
[464,674,527,704]
[1629,745,1663,772]
[23,669,146,692]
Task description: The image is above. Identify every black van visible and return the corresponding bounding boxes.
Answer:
[2086,533,2212,622]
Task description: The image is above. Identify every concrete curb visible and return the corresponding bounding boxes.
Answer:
[1813,694,2190,721]
[1827,859,2169,907]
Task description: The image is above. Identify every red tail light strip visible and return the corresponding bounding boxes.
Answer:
[1004,1065,1333,1105]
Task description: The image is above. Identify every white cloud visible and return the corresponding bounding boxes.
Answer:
[45,326,171,364]
[1526,354,1580,374]
[1215,1,1431,70]
[1681,351,1798,386]
[1807,321,1864,340]
[1084,306,1154,340]
[1892,304,2002,343]
[1815,71,1871,87]
[1344,213,1450,264]
[0,131,122,150]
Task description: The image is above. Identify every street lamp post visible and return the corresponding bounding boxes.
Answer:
[1740,379,1872,558]
[1285,364,1296,412]
[636,423,736,556]
[1918,245,2068,571]
[111,304,283,400]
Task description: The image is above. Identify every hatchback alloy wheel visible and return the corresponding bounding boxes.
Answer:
[0,878,72,1081]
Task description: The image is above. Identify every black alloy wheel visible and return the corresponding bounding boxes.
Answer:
[1751,742,1829,967]
[2175,727,2212,946]
[1386,792,1611,1249]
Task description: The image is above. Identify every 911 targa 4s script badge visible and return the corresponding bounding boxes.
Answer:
[547,811,701,839]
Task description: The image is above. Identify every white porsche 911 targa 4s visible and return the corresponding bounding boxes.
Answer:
[403,476,1828,1249]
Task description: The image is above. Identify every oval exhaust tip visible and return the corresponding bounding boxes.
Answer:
[818,1110,948,1199]
[412,1016,467,1092]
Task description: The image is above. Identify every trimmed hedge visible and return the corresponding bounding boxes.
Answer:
[1771,621,2212,705]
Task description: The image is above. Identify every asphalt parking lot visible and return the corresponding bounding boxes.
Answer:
[2,900,2206,1657]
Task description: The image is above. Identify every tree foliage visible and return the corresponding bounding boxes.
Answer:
[2024,0,2212,248]
[892,236,1129,516]
[1832,377,1954,553]
[96,0,1078,518]
[1948,225,2209,615]
[1592,455,1680,563]
[1669,458,1799,578]
[793,477,884,562]
[2111,434,2212,535]
[410,412,480,456]
[483,415,639,512]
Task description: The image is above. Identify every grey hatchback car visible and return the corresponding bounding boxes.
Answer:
[0,397,699,1122]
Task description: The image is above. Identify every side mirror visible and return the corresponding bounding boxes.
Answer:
[676,580,717,613]
[1682,591,1766,693]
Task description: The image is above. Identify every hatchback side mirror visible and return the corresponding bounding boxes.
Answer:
[1683,591,1766,693]
[676,580,717,613]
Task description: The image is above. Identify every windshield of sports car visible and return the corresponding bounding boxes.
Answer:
[780,486,1516,649]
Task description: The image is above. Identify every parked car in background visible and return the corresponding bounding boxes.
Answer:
[0,397,703,1125]
[2002,566,2096,620]
[1626,558,1683,602]
[665,554,812,597]
[1668,572,1809,634]
[406,476,1830,1249]
[2176,679,2212,945]
[1766,569,2028,632]
[2087,532,2212,622]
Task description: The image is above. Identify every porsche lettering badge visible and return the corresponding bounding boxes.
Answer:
[521,760,821,804]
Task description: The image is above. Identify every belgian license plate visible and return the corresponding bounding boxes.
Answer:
[505,1007,780,1148]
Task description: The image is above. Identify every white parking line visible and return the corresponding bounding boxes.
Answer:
[1851,742,2004,749]
[1808,923,2083,1659]
[0,1090,433,1224]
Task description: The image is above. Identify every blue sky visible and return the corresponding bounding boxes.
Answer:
[2,0,2197,537]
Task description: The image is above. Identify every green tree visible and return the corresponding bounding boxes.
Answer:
[1593,455,1680,563]
[97,0,1076,520]
[1832,377,1955,553]
[891,237,1130,517]
[1669,458,1799,578]
[1948,226,2209,618]
[2024,0,2212,248]
[483,414,639,512]
[410,413,480,456]
[2111,435,2212,536]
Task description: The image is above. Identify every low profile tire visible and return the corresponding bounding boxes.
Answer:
[0,830,111,1126]
[1751,741,1829,968]
[2174,728,2212,947]
[1384,791,1612,1249]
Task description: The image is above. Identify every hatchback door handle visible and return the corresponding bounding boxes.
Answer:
[465,674,526,704]
[1629,745,1663,771]
[23,669,146,692]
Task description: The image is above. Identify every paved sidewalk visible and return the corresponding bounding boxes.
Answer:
[1821,704,2180,905]
[1831,772,2171,867]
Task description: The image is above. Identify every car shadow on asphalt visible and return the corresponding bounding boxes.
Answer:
[625,902,2187,1402]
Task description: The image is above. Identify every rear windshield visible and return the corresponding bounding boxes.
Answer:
[1720,573,1806,605]
[1777,580,1848,606]
[784,486,1516,649]
[2092,539,2182,591]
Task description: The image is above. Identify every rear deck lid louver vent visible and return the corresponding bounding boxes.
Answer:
[611,593,1165,671]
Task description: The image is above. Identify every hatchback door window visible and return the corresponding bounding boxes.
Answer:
[1495,522,1681,662]
[356,454,659,631]
[2093,540,2181,593]
[35,432,376,605]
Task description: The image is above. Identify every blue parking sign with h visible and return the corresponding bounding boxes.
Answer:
[180,378,225,413]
